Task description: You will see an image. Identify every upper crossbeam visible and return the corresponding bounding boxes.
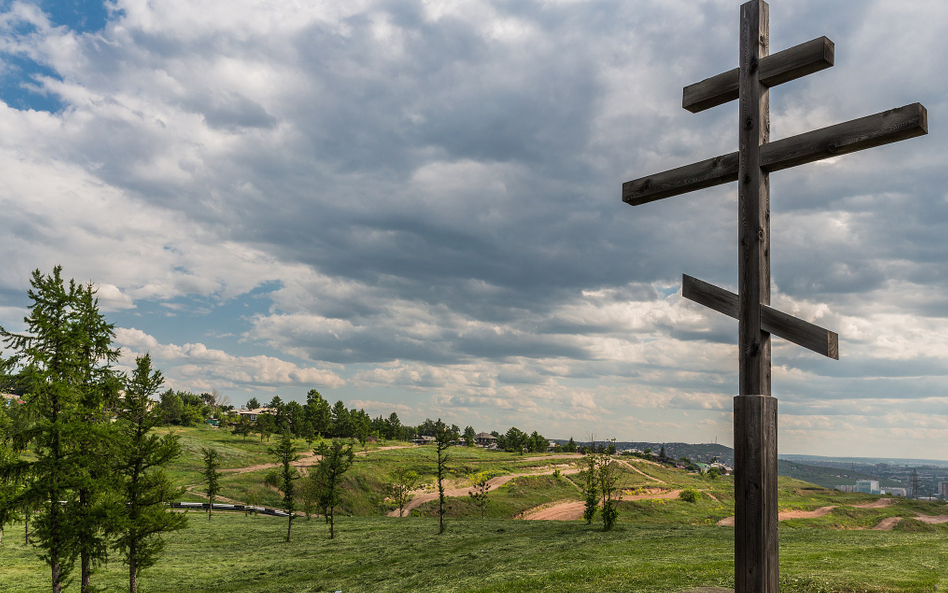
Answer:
[623,103,927,206]
[683,36,835,113]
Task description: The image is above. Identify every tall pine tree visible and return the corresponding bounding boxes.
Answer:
[115,354,186,593]
[69,282,121,593]
[0,267,90,593]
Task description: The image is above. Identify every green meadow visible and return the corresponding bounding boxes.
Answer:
[3,425,946,592]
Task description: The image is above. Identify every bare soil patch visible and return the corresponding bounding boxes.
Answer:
[853,498,895,509]
[914,513,948,524]
[387,466,582,517]
[718,505,836,526]
[520,488,683,522]
[873,516,903,531]
[614,459,666,483]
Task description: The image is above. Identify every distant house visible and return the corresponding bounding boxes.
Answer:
[474,432,497,447]
[237,407,274,422]
[1,393,25,405]
[412,435,436,445]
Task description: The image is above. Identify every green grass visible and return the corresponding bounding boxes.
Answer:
[2,514,947,592]
[6,427,948,592]
[414,474,584,519]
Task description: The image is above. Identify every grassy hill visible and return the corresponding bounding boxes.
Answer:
[5,425,947,592]
[778,459,903,490]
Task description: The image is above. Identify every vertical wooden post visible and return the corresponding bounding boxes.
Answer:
[736,2,778,593]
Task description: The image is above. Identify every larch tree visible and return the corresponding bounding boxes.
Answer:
[0,267,96,593]
[269,433,300,542]
[433,421,456,534]
[70,282,121,593]
[314,439,354,539]
[387,467,419,518]
[598,454,620,531]
[463,426,477,447]
[115,354,187,593]
[201,448,222,521]
[468,472,492,519]
[581,453,599,525]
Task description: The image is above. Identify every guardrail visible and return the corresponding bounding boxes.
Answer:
[170,502,289,517]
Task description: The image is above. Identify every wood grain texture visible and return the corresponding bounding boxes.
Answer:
[683,36,834,113]
[681,274,839,359]
[734,394,779,593]
[736,4,776,593]
[762,102,928,172]
[738,0,770,398]
[622,103,927,206]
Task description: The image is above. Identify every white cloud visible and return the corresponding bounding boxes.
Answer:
[115,327,345,393]
[0,0,945,458]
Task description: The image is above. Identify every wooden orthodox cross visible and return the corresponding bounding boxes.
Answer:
[623,2,927,592]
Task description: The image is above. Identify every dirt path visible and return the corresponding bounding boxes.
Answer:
[521,488,684,521]
[387,467,582,517]
[716,505,837,527]
[614,459,665,484]
[872,516,903,531]
[520,454,582,462]
[854,498,894,509]
[914,513,948,524]
[220,444,413,477]
[522,500,587,521]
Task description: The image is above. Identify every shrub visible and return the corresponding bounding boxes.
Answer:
[679,488,701,503]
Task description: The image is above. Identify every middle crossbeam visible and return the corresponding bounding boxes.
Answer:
[623,103,927,206]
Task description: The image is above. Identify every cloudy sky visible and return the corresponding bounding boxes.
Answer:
[0,0,945,459]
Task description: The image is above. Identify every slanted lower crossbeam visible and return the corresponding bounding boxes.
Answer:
[682,274,838,359]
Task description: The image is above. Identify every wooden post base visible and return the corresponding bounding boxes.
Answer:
[733,394,778,593]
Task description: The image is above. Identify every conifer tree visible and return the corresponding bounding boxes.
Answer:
[314,440,354,539]
[269,433,300,542]
[433,420,456,534]
[69,282,121,593]
[0,267,92,593]
[201,448,222,521]
[115,354,186,593]
[581,453,599,525]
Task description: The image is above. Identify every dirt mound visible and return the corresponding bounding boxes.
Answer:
[614,459,666,483]
[718,505,836,526]
[914,513,948,524]
[853,498,895,509]
[872,517,903,531]
[522,500,587,521]
[387,466,582,517]
[521,488,684,522]
[779,505,836,519]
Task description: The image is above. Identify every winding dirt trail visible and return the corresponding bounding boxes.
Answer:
[219,444,413,476]
[716,505,837,527]
[520,488,684,521]
[716,499,905,528]
[854,498,895,509]
[872,517,903,531]
[914,513,948,524]
[387,467,582,517]
[614,459,665,483]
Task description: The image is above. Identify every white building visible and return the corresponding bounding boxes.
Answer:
[854,479,880,495]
